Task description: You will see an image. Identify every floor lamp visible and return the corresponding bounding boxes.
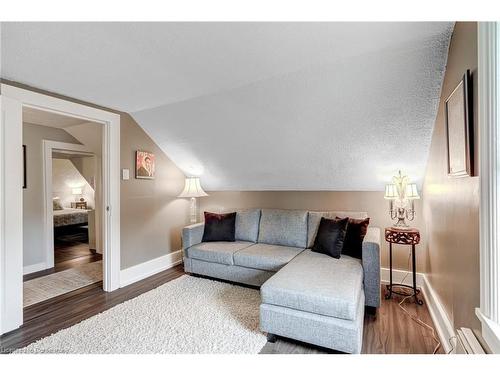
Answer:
[178,177,208,224]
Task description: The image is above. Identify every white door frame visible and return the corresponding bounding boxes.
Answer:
[0,84,121,334]
[43,141,95,269]
[0,94,23,334]
[477,22,500,354]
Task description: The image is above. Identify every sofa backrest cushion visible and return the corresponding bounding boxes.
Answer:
[307,211,368,248]
[258,209,308,248]
[235,209,261,243]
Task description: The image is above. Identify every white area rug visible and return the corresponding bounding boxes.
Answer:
[24,261,103,307]
[17,275,266,354]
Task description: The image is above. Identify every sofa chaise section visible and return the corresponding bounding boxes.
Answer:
[260,293,365,354]
[260,250,364,320]
[260,249,366,353]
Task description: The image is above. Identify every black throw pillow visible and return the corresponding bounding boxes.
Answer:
[311,217,349,259]
[202,212,236,242]
[337,216,370,259]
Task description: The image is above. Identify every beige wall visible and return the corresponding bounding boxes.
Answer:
[22,123,81,267]
[422,22,480,332]
[119,114,188,269]
[200,191,426,271]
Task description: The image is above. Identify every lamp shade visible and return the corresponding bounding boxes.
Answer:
[178,177,208,198]
[72,187,83,195]
[405,183,420,200]
[384,184,398,200]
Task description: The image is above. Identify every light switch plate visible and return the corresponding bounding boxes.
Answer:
[122,169,130,180]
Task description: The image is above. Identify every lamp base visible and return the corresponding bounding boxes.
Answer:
[189,197,198,224]
[390,206,413,228]
[392,217,410,228]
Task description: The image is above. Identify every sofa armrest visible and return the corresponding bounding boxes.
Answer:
[362,227,381,308]
[182,223,204,250]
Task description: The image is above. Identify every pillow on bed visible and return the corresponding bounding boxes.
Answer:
[53,198,64,211]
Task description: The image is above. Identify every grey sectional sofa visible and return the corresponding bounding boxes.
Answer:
[182,208,381,353]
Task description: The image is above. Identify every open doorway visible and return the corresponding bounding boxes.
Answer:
[52,150,100,268]
[0,84,120,334]
[22,108,105,307]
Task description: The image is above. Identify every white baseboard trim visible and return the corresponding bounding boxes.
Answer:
[420,275,455,354]
[120,250,183,288]
[23,262,48,275]
[380,267,424,287]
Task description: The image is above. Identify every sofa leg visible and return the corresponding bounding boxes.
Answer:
[365,306,377,316]
[267,333,278,343]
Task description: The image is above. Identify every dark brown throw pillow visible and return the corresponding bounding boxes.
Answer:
[336,216,370,259]
[202,212,237,242]
[311,217,349,259]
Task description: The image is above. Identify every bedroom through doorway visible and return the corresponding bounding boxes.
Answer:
[22,107,104,308]
[52,150,100,271]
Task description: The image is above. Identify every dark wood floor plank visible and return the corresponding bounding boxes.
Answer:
[2,267,442,354]
[24,227,101,282]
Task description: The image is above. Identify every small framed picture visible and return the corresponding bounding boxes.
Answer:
[23,145,27,189]
[135,150,155,179]
[445,69,474,177]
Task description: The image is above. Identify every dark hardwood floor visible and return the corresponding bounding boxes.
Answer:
[24,227,102,282]
[2,265,443,354]
[54,229,93,263]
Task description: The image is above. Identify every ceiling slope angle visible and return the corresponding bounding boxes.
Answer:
[131,23,454,191]
[1,22,454,190]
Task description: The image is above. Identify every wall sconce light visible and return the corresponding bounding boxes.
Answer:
[384,171,420,228]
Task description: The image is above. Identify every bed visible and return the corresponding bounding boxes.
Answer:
[53,208,89,228]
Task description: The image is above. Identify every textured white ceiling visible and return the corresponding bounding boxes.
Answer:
[2,22,453,190]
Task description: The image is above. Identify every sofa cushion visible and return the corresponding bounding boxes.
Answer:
[233,243,304,272]
[307,211,368,248]
[258,209,308,248]
[185,241,253,265]
[261,250,364,320]
[235,209,261,243]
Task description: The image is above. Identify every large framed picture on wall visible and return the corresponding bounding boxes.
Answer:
[445,69,474,177]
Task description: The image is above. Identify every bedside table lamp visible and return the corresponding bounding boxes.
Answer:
[384,171,420,228]
[178,177,208,224]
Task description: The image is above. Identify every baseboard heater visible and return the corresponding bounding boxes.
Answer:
[455,327,486,354]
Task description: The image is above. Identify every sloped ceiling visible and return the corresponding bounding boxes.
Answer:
[1,22,453,190]
[23,107,88,129]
